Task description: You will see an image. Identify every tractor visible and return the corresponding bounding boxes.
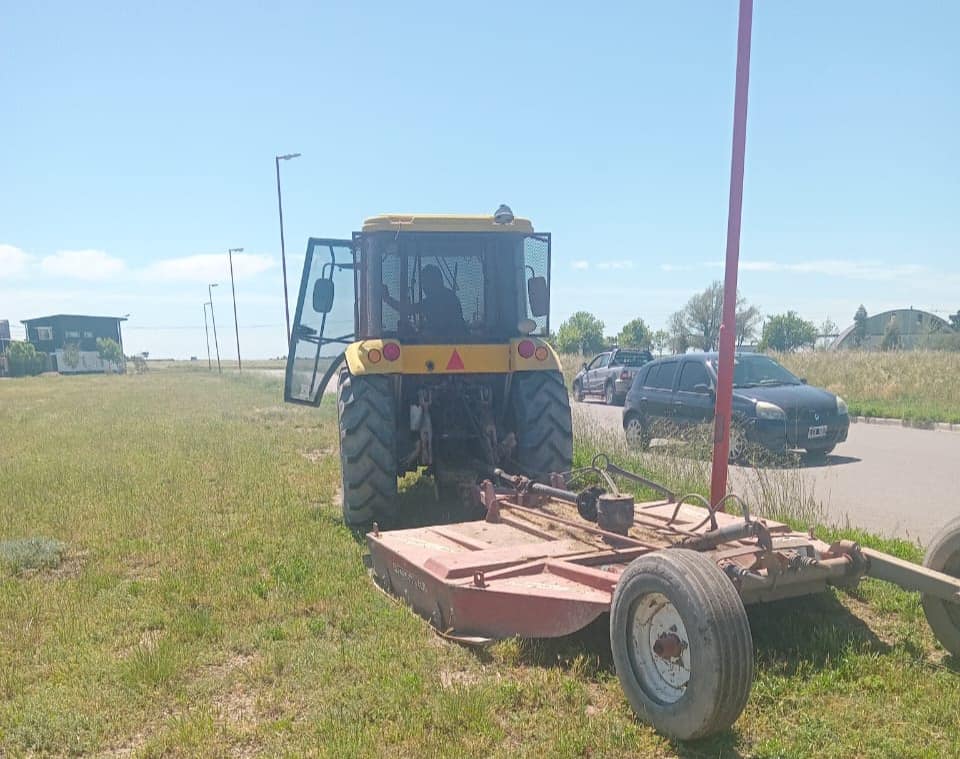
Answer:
[284,206,573,526]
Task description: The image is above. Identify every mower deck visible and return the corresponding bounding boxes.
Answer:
[366,484,865,641]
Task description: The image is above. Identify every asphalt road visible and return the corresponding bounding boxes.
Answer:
[575,399,960,547]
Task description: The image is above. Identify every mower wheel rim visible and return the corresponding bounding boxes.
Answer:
[629,591,690,704]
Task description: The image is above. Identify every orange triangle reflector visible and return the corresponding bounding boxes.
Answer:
[446,349,465,371]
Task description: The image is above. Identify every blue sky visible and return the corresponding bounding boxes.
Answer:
[2,1,957,358]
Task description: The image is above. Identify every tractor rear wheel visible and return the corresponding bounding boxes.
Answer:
[610,549,754,740]
[510,370,573,480]
[337,369,398,527]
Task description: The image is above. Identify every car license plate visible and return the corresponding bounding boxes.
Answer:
[807,425,828,439]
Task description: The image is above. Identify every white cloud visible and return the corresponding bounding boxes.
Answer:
[596,260,634,270]
[141,253,276,283]
[41,249,127,280]
[0,244,32,275]
[571,260,590,270]
[661,258,933,282]
[740,259,927,281]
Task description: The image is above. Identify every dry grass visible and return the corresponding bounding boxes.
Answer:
[776,350,960,423]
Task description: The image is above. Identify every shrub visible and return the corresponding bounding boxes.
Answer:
[6,341,46,377]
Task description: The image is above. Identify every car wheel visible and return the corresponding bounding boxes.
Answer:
[624,414,650,450]
[604,382,616,405]
[728,422,748,464]
[573,381,584,402]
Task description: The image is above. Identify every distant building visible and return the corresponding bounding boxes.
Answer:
[0,319,10,354]
[21,314,128,373]
[831,308,953,350]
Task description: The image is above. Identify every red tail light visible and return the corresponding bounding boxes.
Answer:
[517,340,535,359]
[382,342,401,361]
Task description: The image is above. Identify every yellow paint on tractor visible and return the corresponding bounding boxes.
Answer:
[344,338,561,375]
[361,214,535,234]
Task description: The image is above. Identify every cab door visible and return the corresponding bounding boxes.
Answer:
[284,238,356,405]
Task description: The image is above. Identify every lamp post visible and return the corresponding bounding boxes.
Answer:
[208,283,222,375]
[228,247,244,372]
[203,302,213,370]
[275,152,301,347]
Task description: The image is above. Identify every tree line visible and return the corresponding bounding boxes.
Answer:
[554,281,850,355]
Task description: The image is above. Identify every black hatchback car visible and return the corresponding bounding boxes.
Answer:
[622,352,849,460]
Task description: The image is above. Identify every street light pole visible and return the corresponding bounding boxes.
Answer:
[208,283,222,375]
[203,302,212,370]
[275,152,301,347]
[228,247,244,372]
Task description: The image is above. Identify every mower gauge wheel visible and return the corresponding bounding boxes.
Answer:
[610,549,753,740]
[922,516,960,657]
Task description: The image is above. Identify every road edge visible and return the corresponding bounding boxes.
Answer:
[851,416,959,433]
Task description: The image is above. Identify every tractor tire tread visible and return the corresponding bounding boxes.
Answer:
[511,371,573,480]
[337,370,397,526]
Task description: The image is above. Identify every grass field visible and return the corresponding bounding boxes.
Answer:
[777,351,960,424]
[1,371,958,757]
[561,350,960,424]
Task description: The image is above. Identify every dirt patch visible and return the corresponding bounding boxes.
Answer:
[205,650,259,679]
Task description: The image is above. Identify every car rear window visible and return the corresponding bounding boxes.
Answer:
[649,361,677,390]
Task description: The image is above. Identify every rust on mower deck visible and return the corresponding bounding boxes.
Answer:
[366,474,874,642]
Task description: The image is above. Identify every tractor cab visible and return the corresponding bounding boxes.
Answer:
[286,207,551,405]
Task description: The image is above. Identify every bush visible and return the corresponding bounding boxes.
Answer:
[96,338,125,372]
[6,341,47,377]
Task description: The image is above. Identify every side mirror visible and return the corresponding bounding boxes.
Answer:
[693,383,714,395]
[527,276,548,318]
[582,363,588,371]
[800,377,808,384]
[312,278,334,313]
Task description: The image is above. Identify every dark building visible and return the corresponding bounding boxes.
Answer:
[21,314,128,373]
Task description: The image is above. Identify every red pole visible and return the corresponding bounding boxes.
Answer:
[710,0,754,508]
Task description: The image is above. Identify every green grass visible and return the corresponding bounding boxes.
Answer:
[1,370,958,757]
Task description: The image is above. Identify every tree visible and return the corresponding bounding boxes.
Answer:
[555,311,605,355]
[651,329,669,356]
[667,311,690,355]
[758,311,818,352]
[736,304,761,348]
[62,342,81,370]
[682,281,724,350]
[96,337,125,372]
[818,318,839,350]
[853,305,868,347]
[617,318,653,350]
[949,311,960,331]
[880,317,901,351]
[674,281,759,351]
